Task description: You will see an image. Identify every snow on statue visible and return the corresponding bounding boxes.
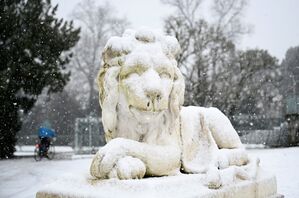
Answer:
[90,28,258,188]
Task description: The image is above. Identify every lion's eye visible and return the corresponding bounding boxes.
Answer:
[127,72,139,78]
[159,71,171,79]
[121,70,142,80]
[125,66,147,78]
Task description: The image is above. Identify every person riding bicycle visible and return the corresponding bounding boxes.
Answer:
[38,127,56,155]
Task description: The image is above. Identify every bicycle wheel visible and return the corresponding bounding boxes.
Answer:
[34,147,42,161]
[47,144,55,160]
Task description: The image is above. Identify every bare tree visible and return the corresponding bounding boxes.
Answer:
[212,0,251,41]
[163,4,241,109]
[163,0,282,124]
[161,0,202,27]
[67,0,129,115]
[163,0,250,68]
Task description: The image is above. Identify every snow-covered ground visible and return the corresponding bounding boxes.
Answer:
[0,147,298,198]
[249,147,299,197]
[14,145,74,156]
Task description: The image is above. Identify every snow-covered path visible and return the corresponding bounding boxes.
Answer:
[0,157,92,198]
[0,147,298,198]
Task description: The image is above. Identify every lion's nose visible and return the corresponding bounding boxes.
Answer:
[145,90,162,110]
[146,90,161,102]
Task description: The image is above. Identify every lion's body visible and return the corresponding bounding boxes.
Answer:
[90,28,255,187]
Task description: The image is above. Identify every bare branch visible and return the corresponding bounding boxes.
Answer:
[66,0,130,113]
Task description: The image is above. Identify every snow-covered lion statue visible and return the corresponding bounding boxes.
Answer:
[90,28,258,189]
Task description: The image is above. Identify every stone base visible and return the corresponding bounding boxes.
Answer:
[36,167,280,198]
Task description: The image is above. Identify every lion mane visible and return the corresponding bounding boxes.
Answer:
[97,29,185,142]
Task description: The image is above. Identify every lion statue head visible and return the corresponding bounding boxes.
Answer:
[97,28,185,143]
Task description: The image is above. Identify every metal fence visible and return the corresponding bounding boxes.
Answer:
[74,116,105,154]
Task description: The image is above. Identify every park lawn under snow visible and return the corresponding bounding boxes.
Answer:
[0,147,298,198]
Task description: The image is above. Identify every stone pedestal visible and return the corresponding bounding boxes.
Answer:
[36,167,280,198]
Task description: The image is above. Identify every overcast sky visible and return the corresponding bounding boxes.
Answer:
[52,0,299,61]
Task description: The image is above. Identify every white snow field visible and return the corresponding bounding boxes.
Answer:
[0,147,298,198]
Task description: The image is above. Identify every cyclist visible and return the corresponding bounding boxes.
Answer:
[38,126,56,156]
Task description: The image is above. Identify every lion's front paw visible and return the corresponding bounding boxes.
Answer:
[109,156,146,179]
[90,148,146,179]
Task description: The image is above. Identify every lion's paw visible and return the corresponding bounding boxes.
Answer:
[113,156,146,179]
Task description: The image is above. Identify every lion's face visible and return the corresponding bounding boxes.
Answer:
[119,45,175,117]
[98,28,185,138]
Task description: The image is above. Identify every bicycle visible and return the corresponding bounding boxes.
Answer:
[34,126,56,161]
[34,141,55,161]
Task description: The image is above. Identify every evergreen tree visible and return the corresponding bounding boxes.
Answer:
[281,46,299,96]
[0,0,80,158]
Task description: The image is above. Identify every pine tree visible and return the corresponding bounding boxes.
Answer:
[0,0,80,158]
